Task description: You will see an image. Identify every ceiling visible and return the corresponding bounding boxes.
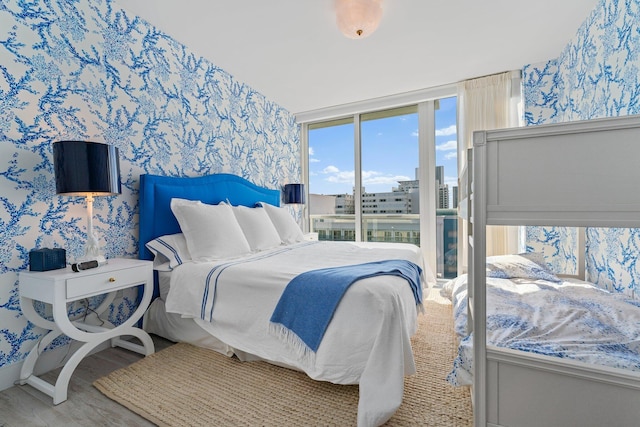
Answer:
[119,0,599,116]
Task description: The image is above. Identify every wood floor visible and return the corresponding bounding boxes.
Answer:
[0,335,174,427]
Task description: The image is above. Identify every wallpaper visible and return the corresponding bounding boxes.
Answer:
[0,0,299,372]
[522,0,640,296]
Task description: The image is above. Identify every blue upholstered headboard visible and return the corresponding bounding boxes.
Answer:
[138,173,281,262]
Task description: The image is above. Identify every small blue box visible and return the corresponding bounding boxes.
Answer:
[29,248,66,271]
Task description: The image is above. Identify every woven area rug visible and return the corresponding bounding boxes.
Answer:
[94,296,472,426]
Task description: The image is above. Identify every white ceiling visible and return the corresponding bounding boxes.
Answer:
[119,0,599,116]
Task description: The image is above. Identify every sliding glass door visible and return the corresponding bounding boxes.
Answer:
[434,97,458,279]
[307,118,356,241]
[304,96,458,280]
[360,106,420,245]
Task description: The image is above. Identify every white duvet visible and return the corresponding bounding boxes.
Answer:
[165,241,434,427]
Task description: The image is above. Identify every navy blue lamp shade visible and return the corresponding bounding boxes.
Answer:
[53,141,121,196]
[284,183,305,204]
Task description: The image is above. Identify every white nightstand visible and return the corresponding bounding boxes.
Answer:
[18,258,155,404]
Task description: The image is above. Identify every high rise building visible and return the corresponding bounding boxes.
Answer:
[334,193,355,214]
[438,185,449,209]
[451,186,458,209]
[435,165,444,186]
[324,165,452,211]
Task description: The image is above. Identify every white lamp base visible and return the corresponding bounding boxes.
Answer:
[82,195,107,266]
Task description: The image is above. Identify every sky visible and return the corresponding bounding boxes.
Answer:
[308,96,458,196]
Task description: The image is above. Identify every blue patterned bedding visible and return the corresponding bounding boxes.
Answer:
[444,274,640,386]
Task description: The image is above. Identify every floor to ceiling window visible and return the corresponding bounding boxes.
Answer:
[303,93,457,279]
[307,118,355,241]
[434,97,458,279]
[360,106,420,245]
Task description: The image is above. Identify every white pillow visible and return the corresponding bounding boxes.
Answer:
[259,202,304,245]
[146,233,191,271]
[232,205,282,252]
[486,252,560,282]
[170,198,251,261]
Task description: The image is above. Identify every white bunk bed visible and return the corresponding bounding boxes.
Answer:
[469,114,640,427]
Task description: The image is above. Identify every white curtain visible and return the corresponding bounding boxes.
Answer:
[457,71,522,270]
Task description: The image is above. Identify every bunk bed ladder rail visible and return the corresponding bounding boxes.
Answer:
[471,131,488,427]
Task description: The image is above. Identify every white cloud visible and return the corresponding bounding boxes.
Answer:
[308,147,320,162]
[364,174,411,186]
[436,140,457,151]
[445,175,458,187]
[413,125,456,138]
[321,166,410,187]
[444,151,457,160]
[325,169,354,184]
[436,124,457,136]
[322,165,340,174]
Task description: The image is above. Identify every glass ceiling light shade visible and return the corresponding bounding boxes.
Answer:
[53,140,121,262]
[335,0,383,39]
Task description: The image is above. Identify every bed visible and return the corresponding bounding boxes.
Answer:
[137,173,434,427]
[463,115,640,427]
[444,267,640,387]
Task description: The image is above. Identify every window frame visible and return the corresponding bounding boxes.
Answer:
[298,84,457,275]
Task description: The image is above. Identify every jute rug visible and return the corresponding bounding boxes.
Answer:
[94,296,472,426]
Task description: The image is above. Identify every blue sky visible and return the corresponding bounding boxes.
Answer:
[308,97,458,196]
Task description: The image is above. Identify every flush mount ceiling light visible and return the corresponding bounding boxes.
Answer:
[335,0,383,39]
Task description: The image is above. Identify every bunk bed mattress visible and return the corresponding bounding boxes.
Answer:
[445,274,640,386]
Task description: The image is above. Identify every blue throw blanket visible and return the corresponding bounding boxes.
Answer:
[269,259,423,355]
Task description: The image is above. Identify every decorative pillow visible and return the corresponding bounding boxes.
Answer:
[170,198,251,261]
[258,202,305,245]
[486,252,560,282]
[146,233,191,271]
[232,205,282,252]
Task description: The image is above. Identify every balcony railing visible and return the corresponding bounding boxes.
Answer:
[310,212,458,279]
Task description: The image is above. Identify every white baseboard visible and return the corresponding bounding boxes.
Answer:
[0,341,110,393]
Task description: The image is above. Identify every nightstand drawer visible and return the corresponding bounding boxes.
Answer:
[66,266,149,299]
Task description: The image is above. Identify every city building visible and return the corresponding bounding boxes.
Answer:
[451,186,459,209]
[309,166,458,278]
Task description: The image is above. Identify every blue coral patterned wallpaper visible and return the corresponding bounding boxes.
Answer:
[0,0,299,374]
[523,0,640,295]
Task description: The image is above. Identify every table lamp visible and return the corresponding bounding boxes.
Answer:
[283,183,305,205]
[53,141,121,263]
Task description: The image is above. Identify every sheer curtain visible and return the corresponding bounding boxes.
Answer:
[457,71,522,271]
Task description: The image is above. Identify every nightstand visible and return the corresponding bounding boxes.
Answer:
[18,258,155,404]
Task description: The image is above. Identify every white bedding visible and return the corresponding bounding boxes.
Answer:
[444,274,640,387]
[164,240,433,427]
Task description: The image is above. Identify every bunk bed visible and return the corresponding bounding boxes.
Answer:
[466,115,640,427]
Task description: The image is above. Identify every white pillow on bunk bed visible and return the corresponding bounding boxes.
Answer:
[486,252,560,282]
[258,202,305,245]
[170,198,252,261]
[145,233,191,271]
[232,205,282,252]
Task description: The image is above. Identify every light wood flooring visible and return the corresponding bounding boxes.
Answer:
[0,335,174,427]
